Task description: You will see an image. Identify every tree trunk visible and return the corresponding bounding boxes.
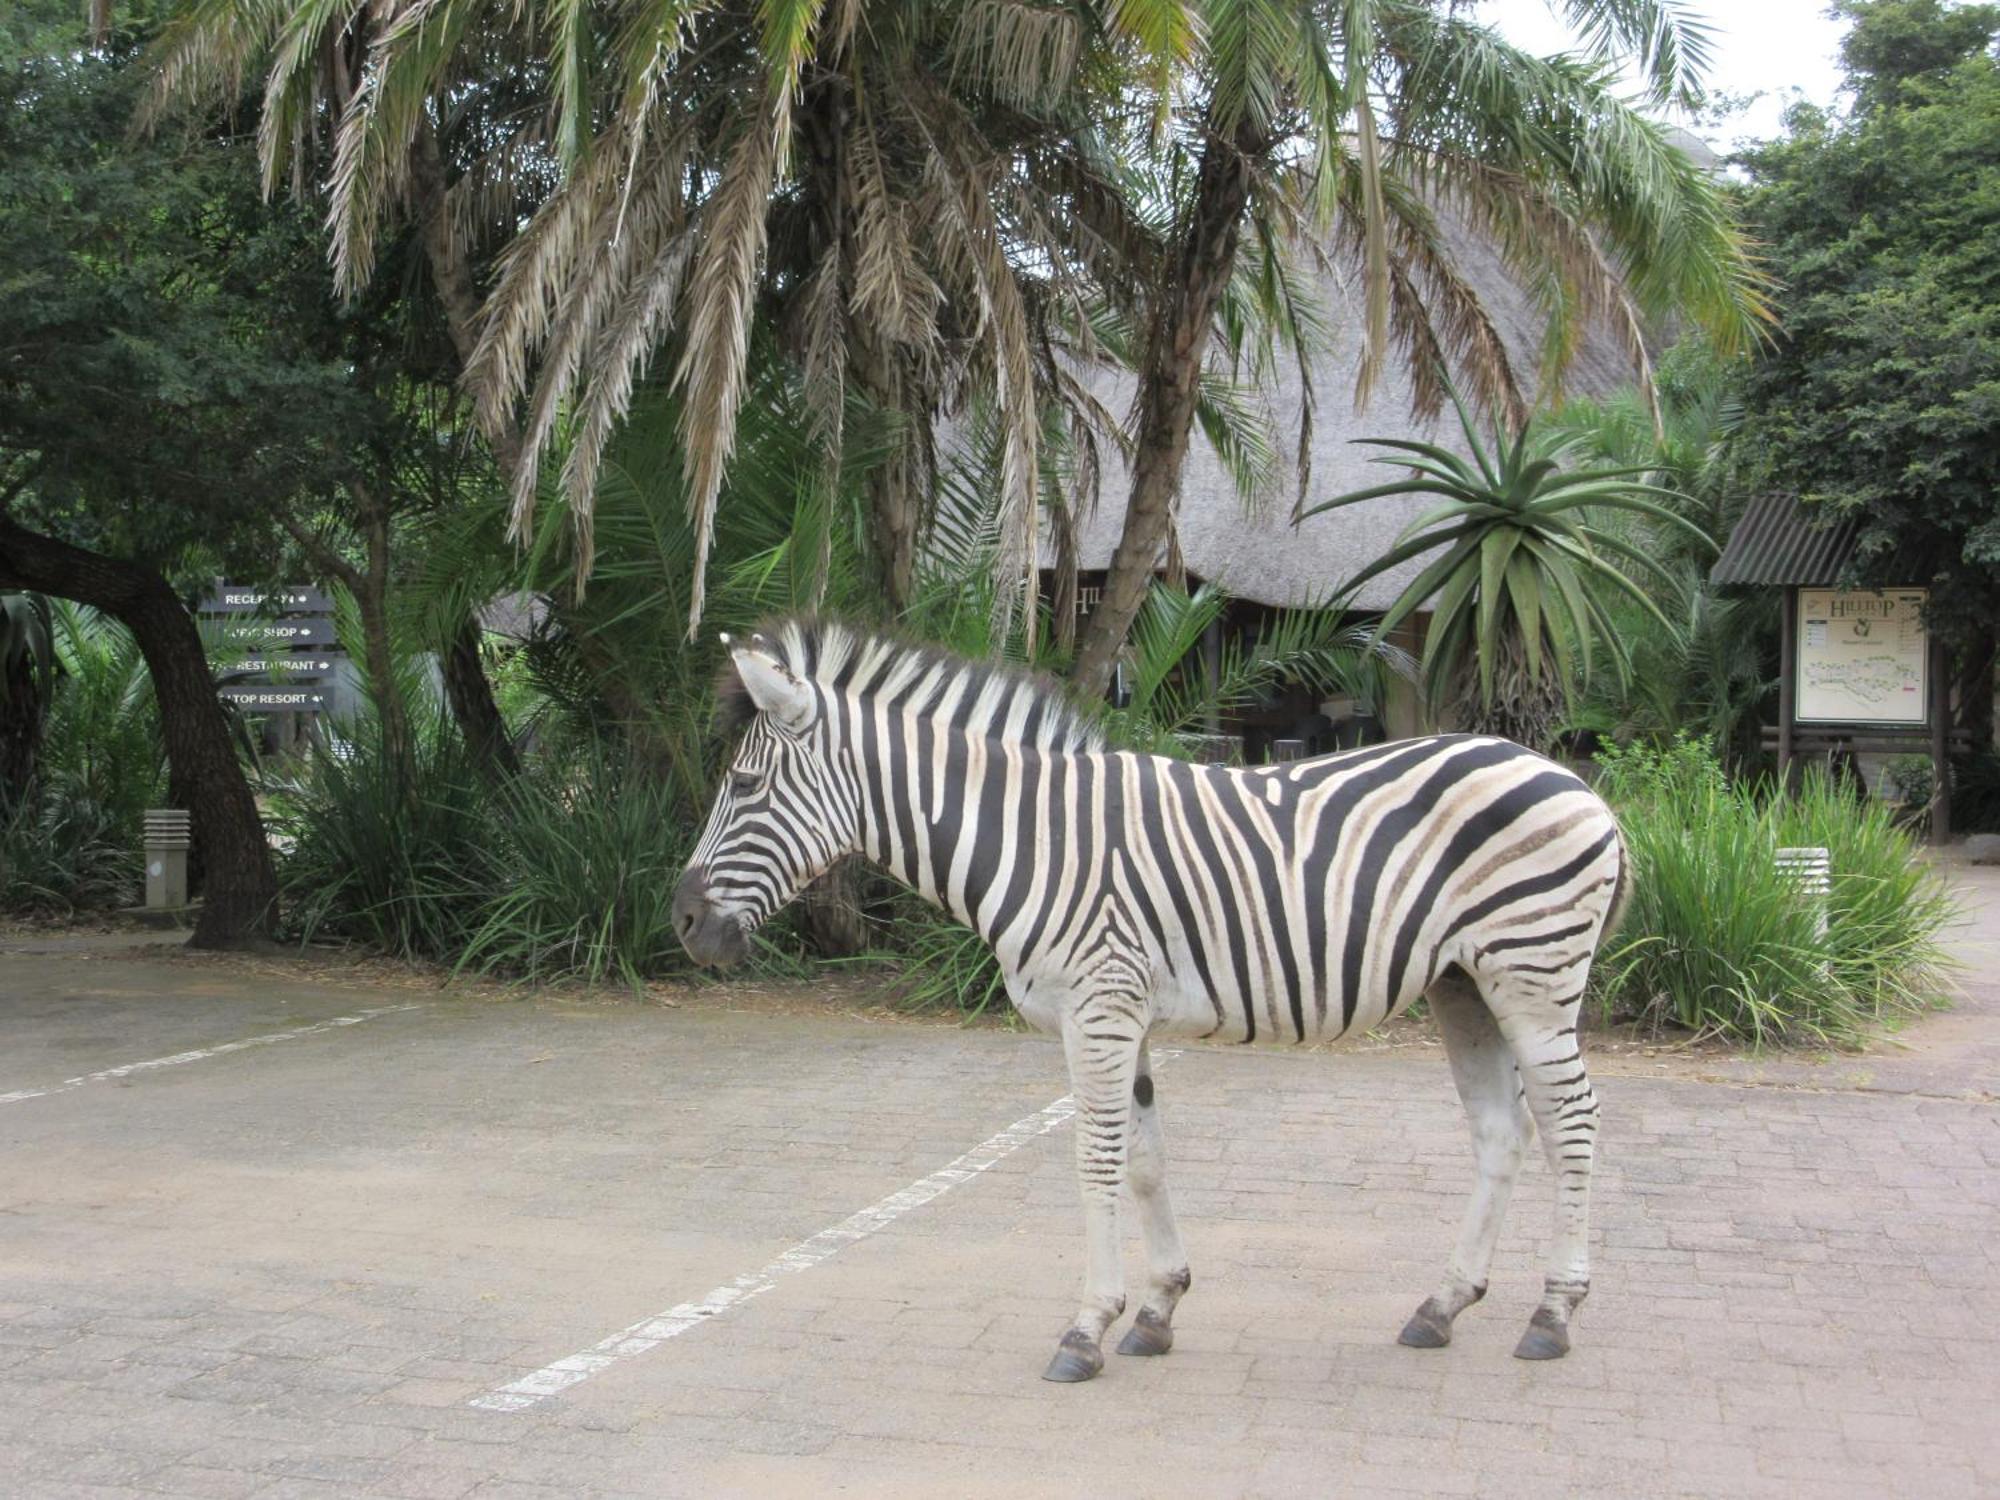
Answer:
[443,616,521,778]
[1955,626,1995,750]
[0,595,48,814]
[1069,122,1260,699]
[0,517,276,945]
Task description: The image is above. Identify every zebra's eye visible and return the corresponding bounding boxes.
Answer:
[729,770,762,798]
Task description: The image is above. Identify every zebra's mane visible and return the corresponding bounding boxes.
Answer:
[717,618,1104,753]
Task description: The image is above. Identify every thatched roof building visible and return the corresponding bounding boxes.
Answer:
[1041,135,1720,612]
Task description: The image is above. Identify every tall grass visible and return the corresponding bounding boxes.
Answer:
[275,727,497,960]
[0,785,137,914]
[275,727,813,987]
[1593,737,1956,1045]
[458,750,699,987]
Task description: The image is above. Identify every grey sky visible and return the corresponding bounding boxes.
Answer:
[1474,0,1851,148]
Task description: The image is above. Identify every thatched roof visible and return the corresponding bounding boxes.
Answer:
[1043,218,1648,611]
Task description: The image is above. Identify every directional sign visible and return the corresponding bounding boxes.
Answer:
[215,617,339,648]
[203,585,333,615]
[225,658,337,676]
[219,686,329,711]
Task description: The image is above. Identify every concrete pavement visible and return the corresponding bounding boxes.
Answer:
[0,869,1994,1498]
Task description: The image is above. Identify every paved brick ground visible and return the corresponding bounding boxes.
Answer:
[0,867,1994,1499]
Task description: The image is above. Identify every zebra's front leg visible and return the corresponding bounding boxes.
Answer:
[1043,999,1145,1383]
[1116,1039,1190,1357]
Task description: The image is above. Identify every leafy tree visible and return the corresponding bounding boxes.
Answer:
[1308,394,1704,747]
[142,0,1151,647]
[0,41,417,941]
[1736,0,2000,727]
[1062,0,1772,697]
[1551,339,1776,766]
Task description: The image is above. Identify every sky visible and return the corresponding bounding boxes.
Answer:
[1475,0,1852,150]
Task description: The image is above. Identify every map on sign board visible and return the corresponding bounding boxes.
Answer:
[1795,588,1928,726]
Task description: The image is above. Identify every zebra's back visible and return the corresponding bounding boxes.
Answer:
[1082,734,1623,1043]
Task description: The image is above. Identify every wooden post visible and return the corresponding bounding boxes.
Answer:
[1930,634,1951,845]
[1778,585,1797,792]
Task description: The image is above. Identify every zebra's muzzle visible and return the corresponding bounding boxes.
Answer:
[672,868,751,968]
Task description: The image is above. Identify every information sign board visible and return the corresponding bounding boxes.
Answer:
[1794,588,1928,727]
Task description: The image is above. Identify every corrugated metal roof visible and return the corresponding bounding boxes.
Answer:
[1710,494,1862,587]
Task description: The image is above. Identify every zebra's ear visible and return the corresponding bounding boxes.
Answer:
[730,644,816,732]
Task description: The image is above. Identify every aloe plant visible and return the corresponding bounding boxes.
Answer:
[1305,393,1710,747]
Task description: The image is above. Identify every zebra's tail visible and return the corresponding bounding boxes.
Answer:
[1596,817,1632,953]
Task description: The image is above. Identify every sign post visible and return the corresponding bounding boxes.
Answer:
[198,582,345,740]
[1780,587,1951,843]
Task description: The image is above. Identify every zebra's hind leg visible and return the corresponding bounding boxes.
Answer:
[1115,1039,1190,1357]
[1487,974,1600,1361]
[1400,970,1532,1351]
[1042,992,1146,1383]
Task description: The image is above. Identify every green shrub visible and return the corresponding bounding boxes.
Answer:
[1593,736,1956,1046]
[458,750,700,988]
[0,604,162,917]
[856,893,1013,1017]
[274,727,498,961]
[0,777,138,914]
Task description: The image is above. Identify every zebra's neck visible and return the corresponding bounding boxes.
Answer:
[839,690,1069,939]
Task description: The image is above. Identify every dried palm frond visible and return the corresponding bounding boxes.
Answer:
[673,91,782,633]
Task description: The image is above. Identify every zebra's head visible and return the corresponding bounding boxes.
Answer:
[673,632,860,968]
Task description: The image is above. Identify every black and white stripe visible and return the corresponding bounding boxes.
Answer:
[677,619,1628,1379]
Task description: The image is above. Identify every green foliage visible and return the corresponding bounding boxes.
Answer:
[0,785,137,915]
[459,750,722,988]
[0,602,161,915]
[1736,0,2000,648]
[0,44,374,571]
[1104,580,1414,754]
[859,894,1015,1018]
[1593,736,1955,1045]
[275,727,496,961]
[1564,565,1776,769]
[1308,391,1708,745]
[45,603,166,834]
[1546,339,1775,766]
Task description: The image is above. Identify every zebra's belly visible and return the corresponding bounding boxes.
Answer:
[1143,956,1428,1046]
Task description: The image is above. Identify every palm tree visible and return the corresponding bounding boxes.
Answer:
[142,0,1151,646]
[1063,0,1773,697]
[1305,391,1707,747]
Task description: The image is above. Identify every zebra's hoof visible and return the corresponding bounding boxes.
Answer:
[1397,1306,1453,1349]
[1512,1310,1571,1361]
[1116,1310,1174,1357]
[1042,1330,1104,1383]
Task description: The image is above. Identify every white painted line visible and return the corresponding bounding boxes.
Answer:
[474,1049,1187,1413]
[0,1004,423,1106]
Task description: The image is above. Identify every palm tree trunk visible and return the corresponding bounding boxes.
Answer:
[443,617,520,777]
[1069,121,1260,699]
[408,119,531,770]
[0,517,276,945]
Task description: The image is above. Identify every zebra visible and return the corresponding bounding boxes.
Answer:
[673,619,1627,1383]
